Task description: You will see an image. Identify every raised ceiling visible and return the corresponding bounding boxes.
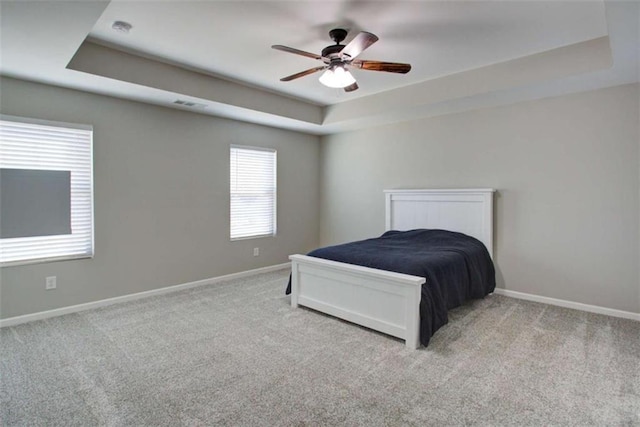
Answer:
[88,1,608,105]
[0,1,638,134]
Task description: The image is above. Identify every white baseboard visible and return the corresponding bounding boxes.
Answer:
[493,288,640,322]
[0,263,291,328]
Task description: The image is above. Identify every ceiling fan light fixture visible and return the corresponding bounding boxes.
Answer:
[319,66,356,88]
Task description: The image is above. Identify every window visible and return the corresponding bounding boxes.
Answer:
[0,115,93,266]
[230,145,276,240]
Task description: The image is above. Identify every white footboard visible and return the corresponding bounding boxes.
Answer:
[289,254,425,349]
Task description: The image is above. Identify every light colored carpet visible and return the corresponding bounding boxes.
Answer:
[1,269,639,426]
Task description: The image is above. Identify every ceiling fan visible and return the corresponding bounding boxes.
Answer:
[272,28,411,92]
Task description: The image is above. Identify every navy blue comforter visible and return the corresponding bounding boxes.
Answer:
[286,229,495,347]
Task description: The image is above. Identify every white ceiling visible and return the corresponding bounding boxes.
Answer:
[0,1,638,134]
[88,0,608,105]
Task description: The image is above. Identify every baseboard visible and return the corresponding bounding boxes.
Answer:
[0,263,291,328]
[4,268,635,328]
[493,288,640,322]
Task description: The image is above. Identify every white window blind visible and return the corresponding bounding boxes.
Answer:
[230,145,276,240]
[0,115,93,266]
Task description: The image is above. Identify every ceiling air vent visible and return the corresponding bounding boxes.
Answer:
[173,99,207,109]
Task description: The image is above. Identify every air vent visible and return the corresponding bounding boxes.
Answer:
[173,99,207,109]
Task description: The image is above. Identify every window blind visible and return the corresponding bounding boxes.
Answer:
[0,115,93,266]
[230,145,276,240]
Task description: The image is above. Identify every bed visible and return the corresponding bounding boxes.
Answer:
[287,189,496,349]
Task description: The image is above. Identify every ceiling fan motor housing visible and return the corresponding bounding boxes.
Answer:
[322,44,345,58]
[323,28,349,60]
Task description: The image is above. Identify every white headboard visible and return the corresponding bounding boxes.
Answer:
[384,189,495,258]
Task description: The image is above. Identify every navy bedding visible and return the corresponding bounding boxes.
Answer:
[286,229,495,347]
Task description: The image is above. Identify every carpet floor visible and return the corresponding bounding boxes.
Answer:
[1,269,639,426]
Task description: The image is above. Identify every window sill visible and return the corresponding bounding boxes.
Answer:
[230,234,276,242]
[1,254,94,268]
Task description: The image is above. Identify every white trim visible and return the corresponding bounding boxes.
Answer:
[230,143,276,154]
[0,114,93,131]
[0,263,291,328]
[1,254,94,268]
[383,188,496,194]
[493,288,640,322]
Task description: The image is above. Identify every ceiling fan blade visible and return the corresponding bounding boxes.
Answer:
[344,82,359,92]
[341,32,379,60]
[272,45,322,61]
[280,66,326,82]
[352,60,411,74]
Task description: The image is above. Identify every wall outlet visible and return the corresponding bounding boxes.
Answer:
[45,276,57,290]
[253,248,259,257]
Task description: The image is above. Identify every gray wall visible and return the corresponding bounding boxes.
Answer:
[0,77,320,319]
[2,77,638,319]
[320,84,640,314]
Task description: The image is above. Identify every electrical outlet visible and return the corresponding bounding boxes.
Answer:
[45,276,57,290]
[253,248,259,257]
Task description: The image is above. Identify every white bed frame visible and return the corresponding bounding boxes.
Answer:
[289,188,495,349]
